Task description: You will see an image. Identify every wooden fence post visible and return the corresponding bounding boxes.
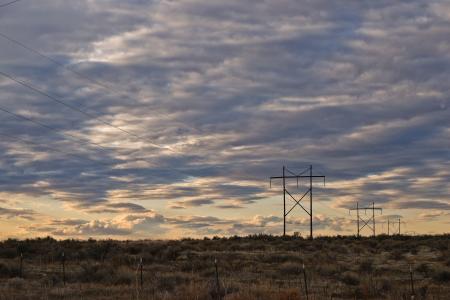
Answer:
[214,258,221,299]
[140,257,143,290]
[62,252,66,286]
[19,253,23,278]
[302,263,309,300]
[410,264,415,299]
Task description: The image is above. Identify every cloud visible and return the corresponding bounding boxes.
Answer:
[23,210,167,238]
[0,206,37,220]
[86,202,150,214]
[393,200,450,210]
[215,204,244,209]
[417,211,450,221]
[51,220,132,236]
[49,218,88,226]
[170,198,215,208]
[167,215,234,229]
[288,215,352,232]
[0,0,449,238]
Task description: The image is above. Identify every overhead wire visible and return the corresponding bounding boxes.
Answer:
[0,32,116,92]
[0,31,201,135]
[0,110,198,184]
[0,32,335,207]
[0,125,191,194]
[0,101,198,190]
[0,105,112,152]
[0,31,270,193]
[0,0,20,8]
[0,70,178,153]
[0,130,113,167]
[0,107,199,182]
[283,165,349,220]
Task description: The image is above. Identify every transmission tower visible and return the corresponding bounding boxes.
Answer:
[349,202,382,237]
[270,165,325,239]
[387,218,405,235]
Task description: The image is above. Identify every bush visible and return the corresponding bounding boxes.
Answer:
[112,266,133,285]
[358,259,373,273]
[416,263,430,275]
[341,271,360,286]
[380,278,392,292]
[317,264,340,277]
[279,262,301,275]
[433,269,450,282]
[77,262,114,283]
[0,261,20,278]
[157,273,187,292]
[7,277,25,289]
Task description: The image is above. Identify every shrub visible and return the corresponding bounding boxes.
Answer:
[358,259,373,273]
[380,278,392,292]
[112,266,133,285]
[77,262,115,283]
[0,261,20,278]
[341,271,360,286]
[7,277,25,289]
[157,273,187,292]
[416,263,430,275]
[433,268,450,282]
[317,264,340,277]
[278,262,301,275]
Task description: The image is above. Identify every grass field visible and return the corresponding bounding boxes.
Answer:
[0,234,449,299]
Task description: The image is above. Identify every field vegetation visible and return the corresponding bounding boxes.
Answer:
[0,234,449,299]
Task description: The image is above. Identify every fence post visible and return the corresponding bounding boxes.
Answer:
[409,265,415,299]
[62,252,66,286]
[214,258,221,299]
[19,252,23,278]
[140,257,143,290]
[302,263,309,300]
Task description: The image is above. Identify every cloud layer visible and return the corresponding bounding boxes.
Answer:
[0,0,449,238]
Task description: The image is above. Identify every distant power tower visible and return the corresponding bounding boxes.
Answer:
[270,165,325,239]
[387,218,405,235]
[349,202,383,237]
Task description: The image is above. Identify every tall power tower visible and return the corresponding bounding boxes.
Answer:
[270,165,325,239]
[349,202,383,237]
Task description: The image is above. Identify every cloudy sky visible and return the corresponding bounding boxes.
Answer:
[0,0,449,239]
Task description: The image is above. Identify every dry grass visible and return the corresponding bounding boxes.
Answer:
[0,234,449,299]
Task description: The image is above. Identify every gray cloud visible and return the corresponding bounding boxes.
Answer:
[86,202,150,214]
[0,0,449,238]
[0,206,37,220]
[393,200,450,210]
[49,218,88,226]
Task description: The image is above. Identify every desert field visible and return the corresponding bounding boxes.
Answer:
[0,235,449,299]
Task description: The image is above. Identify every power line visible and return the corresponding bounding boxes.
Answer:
[0,104,200,185]
[0,105,112,152]
[280,167,346,219]
[0,34,219,187]
[0,127,191,187]
[0,130,113,167]
[0,106,199,183]
[0,103,199,187]
[314,199,349,219]
[0,31,200,135]
[0,0,20,8]
[0,141,185,205]
[0,70,178,153]
[0,32,119,93]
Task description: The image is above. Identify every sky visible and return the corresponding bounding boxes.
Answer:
[0,0,449,239]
